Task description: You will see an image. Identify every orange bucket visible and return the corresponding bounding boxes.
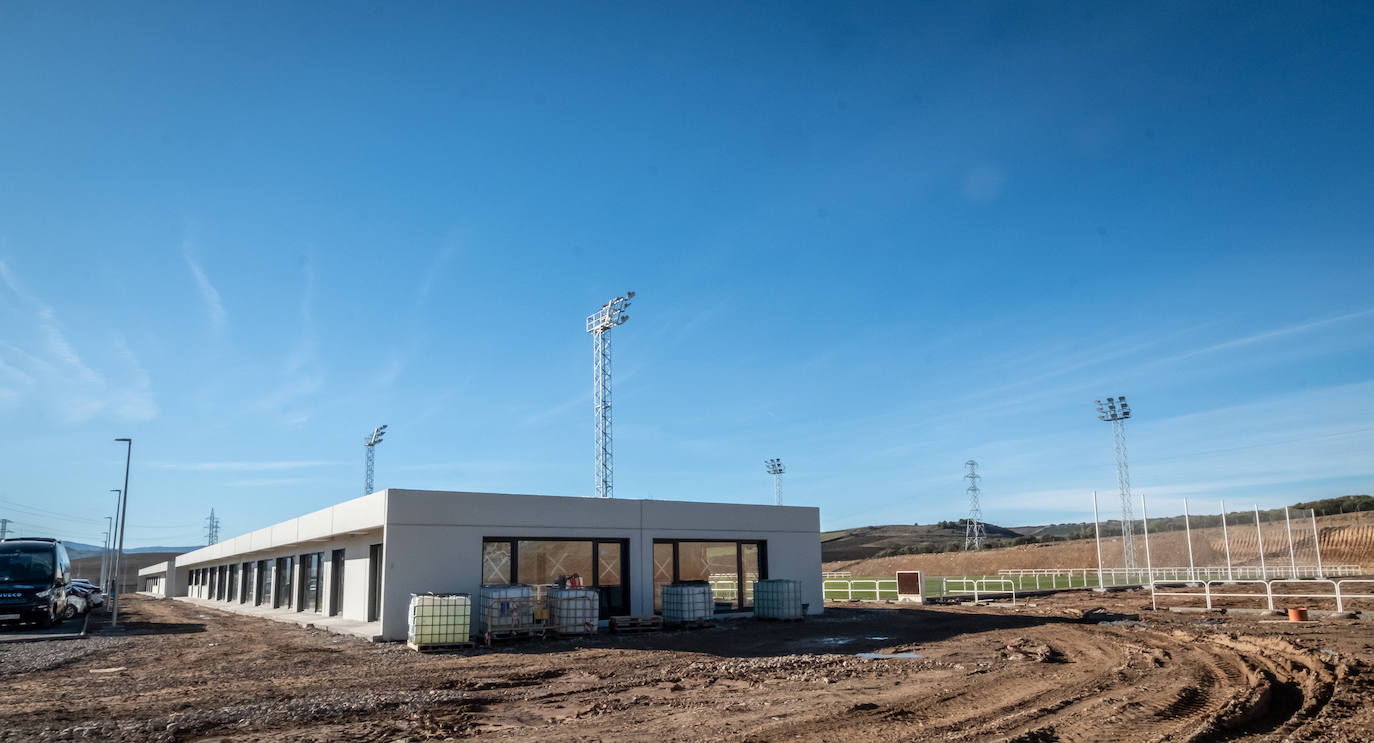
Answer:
[1287,607,1309,622]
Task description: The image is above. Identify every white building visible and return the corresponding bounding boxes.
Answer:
[137,489,821,641]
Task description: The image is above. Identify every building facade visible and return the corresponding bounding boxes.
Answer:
[137,489,822,641]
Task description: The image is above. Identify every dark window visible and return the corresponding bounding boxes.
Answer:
[329,549,345,616]
[240,562,251,604]
[256,559,272,606]
[299,553,322,613]
[227,564,238,602]
[275,556,294,609]
[480,538,630,618]
[367,543,383,622]
[652,540,767,613]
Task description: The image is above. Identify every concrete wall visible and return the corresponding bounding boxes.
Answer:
[176,492,385,568]
[378,490,822,641]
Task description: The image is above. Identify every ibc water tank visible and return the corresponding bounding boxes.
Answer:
[753,579,803,619]
[478,583,534,633]
[407,593,471,645]
[547,587,599,634]
[662,581,713,623]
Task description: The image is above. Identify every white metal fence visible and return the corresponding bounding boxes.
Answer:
[1150,578,1374,612]
[822,578,898,601]
[996,564,1363,589]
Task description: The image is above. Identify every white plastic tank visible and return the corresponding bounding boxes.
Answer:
[661,581,713,623]
[753,579,803,619]
[547,587,599,634]
[478,584,534,633]
[408,593,471,645]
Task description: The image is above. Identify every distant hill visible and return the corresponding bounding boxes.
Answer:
[821,522,1022,563]
[823,495,1372,564]
[60,541,200,560]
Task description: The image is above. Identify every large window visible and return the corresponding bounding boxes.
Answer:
[481,538,629,618]
[227,564,238,602]
[275,556,294,609]
[240,562,252,604]
[299,552,322,613]
[256,559,272,606]
[653,540,766,613]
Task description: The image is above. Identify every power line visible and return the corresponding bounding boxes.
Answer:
[964,460,986,550]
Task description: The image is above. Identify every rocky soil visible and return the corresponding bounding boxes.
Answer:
[0,594,1371,741]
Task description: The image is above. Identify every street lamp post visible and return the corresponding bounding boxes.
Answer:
[107,492,119,593]
[112,439,132,627]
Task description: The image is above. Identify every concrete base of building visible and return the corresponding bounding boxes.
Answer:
[175,597,382,642]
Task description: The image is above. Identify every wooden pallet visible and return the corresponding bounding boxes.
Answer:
[664,619,716,630]
[482,626,545,644]
[610,615,663,633]
[407,640,476,653]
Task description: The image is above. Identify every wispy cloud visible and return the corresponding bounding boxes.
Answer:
[184,253,227,328]
[1150,307,1374,367]
[256,257,322,424]
[0,259,157,422]
[225,477,329,487]
[153,460,341,472]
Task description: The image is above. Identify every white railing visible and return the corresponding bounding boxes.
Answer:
[998,564,1363,589]
[943,578,1017,604]
[822,579,898,601]
[821,571,853,579]
[1150,578,1374,612]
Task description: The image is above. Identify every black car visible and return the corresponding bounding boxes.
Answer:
[0,538,72,628]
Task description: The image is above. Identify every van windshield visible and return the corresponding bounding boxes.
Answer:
[0,545,56,584]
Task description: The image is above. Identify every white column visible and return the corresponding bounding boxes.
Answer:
[1254,505,1267,581]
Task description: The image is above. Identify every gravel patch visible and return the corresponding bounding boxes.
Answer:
[0,635,133,676]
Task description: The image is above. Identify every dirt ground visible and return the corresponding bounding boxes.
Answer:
[2,594,1372,742]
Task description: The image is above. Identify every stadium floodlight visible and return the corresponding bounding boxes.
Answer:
[765,458,785,505]
[1094,396,1138,575]
[586,292,636,499]
[364,425,388,495]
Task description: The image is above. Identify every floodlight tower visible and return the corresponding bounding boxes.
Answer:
[1095,396,1137,573]
[586,291,635,498]
[363,424,388,495]
[765,458,785,505]
[964,460,986,550]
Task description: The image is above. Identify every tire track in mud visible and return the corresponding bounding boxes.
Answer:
[744,624,1338,743]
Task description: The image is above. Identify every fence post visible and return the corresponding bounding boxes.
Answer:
[1285,507,1297,578]
[1311,509,1324,579]
[1092,491,1104,590]
[1141,492,1154,585]
[1183,498,1195,582]
[1254,505,1268,581]
[1220,500,1233,582]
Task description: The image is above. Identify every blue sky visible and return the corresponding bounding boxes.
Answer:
[1,2,1372,547]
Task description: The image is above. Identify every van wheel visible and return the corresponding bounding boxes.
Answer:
[35,606,55,629]
[60,604,77,620]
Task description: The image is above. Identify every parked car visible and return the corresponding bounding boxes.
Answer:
[68,582,104,610]
[61,590,87,620]
[0,537,72,628]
